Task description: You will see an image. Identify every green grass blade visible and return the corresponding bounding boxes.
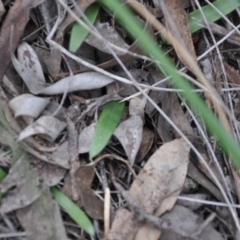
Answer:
[189,0,240,33]
[0,168,7,200]
[69,3,100,52]
[90,101,125,159]
[0,168,7,181]
[51,187,94,236]
[98,0,240,170]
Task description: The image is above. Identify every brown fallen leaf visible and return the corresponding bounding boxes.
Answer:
[161,205,224,240]
[0,0,46,81]
[161,0,197,71]
[108,138,190,239]
[114,97,146,165]
[75,166,104,219]
[157,90,194,142]
[17,189,67,240]
[224,61,240,97]
[136,127,154,162]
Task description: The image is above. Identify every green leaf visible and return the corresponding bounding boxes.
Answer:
[51,187,94,236]
[90,101,125,158]
[189,0,240,33]
[69,3,100,52]
[0,168,7,181]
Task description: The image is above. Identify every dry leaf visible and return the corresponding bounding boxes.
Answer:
[114,115,143,165]
[0,155,42,213]
[33,158,66,186]
[11,43,47,94]
[78,122,96,154]
[9,94,49,118]
[157,91,194,142]
[114,97,146,165]
[136,127,154,162]
[161,0,197,70]
[108,139,190,239]
[18,116,66,142]
[161,205,224,240]
[130,138,190,214]
[41,72,114,95]
[85,22,129,55]
[17,189,67,240]
[75,166,103,220]
[0,0,46,81]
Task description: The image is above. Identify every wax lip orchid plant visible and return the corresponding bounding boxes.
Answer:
[95,0,240,171]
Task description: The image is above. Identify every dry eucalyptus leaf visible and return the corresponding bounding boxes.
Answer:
[11,45,47,94]
[157,91,194,142]
[161,205,224,240]
[33,158,66,186]
[161,0,197,71]
[17,189,67,240]
[78,122,96,154]
[9,94,49,118]
[75,166,104,220]
[0,0,46,81]
[114,97,145,165]
[109,139,190,239]
[130,138,190,214]
[85,22,129,55]
[41,72,114,95]
[0,155,42,213]
[114,115,143,166]
[18,116,66,142]
[51,142,70,169]
[136,127,154,162]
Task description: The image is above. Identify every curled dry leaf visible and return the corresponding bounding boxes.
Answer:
[41,72,114,95]
[18,116,66,142]
[109,138,190,239]
[78,122,96,154]
[11,42,47,94]
[9,94,49,118]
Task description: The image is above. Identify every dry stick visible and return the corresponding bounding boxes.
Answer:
[53,0,238,231]
[109,166,200,240]
[65,114,80,201]
[178,196,240,208]
[104,187,110,240]
[86,153,137,178]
